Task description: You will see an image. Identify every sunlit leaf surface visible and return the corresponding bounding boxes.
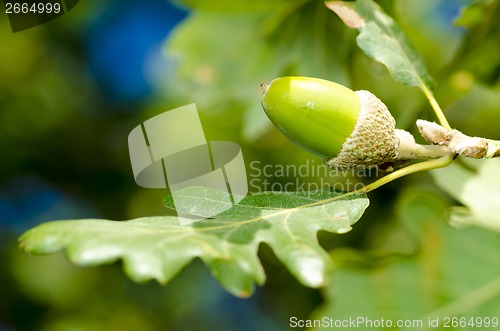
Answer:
[20,187,368,297]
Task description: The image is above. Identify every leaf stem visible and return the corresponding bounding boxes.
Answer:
[362,155,454,193]
[421,84,451,130]
[183,156,455,233]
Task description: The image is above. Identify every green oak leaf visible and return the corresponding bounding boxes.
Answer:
[19,187,368,298]
[311,228,500,331]
[325,0,436,92]
[431,159,500,232]
[310,188,500,331]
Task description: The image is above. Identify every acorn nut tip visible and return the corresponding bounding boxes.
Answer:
[260,83,269,92]
[260,76,399,169]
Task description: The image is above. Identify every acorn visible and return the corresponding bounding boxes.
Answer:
[260,76,401,169]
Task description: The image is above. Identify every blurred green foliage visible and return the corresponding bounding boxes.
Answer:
[1,0,500,330]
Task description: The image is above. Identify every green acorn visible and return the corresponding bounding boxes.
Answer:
[261,76,400,169]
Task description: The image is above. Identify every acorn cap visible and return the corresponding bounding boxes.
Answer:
[261,77,399,169]
[325,90,399,169]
